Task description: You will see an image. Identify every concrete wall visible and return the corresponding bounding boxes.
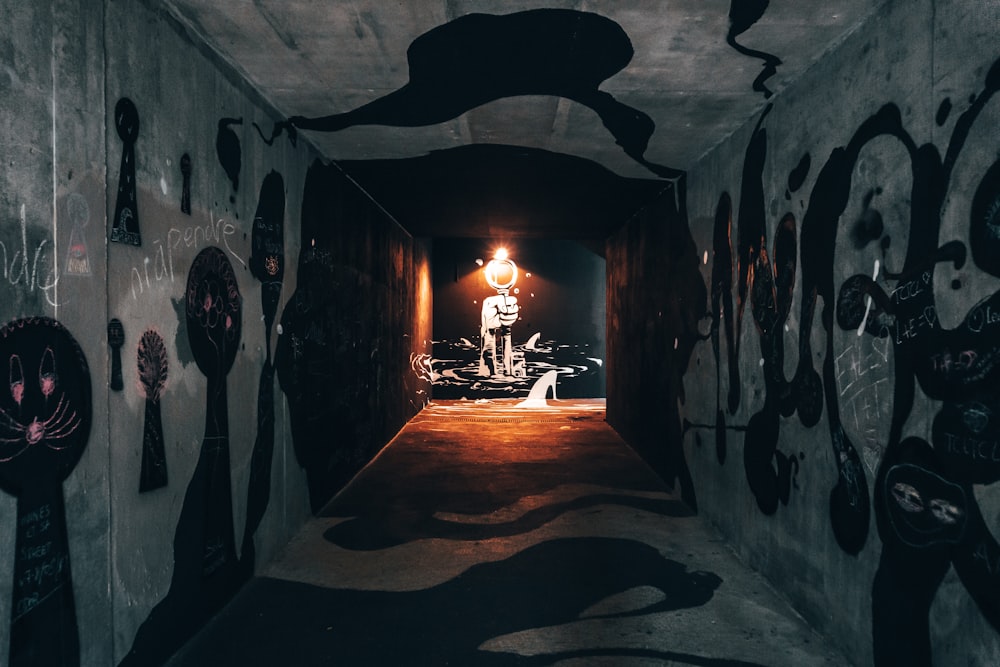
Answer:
[678,1,1000,664]
[0,1,430,665]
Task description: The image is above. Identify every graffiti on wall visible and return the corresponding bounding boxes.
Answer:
[0,317,90,667]
[478,251,522,378]
[122,246,245,665]
[64,193,92,276]
[111,98,142,246]
[216,118,243,201]
[180,152,192,216]
[125,163,289,662]
[703,54,1000,662]
[241,170,285,571]
[107,319,124,391]
[137,329,168,492]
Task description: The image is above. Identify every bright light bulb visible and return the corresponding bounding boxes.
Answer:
[494,247,508,260]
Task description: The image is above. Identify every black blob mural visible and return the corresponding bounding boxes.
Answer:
[702,53,1000,661]
[725,0,782,99]
[110,97,141,246]
[137,329,168,493]
[275,162,343,513]
[107,318,124,392]
[278,9,682,180]
[0,317,90,667]
[185,246,241,582]
[216,117,243,200]
[122,247,245,666]
[241,170,285,573]
[180,152,192,215]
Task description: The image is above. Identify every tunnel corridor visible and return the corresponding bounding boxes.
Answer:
[165,400,846,666]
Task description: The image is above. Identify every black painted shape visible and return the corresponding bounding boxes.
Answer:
[326,493,693,551]
[249,170,285,356]
[137,330,168,493]
[185,247,241,579]
[726,0,782,99]
[850,189,885,249]
[0,317,91,667]
[338,144,669,239]
[744,214,800,513]
[107,318,124,391]
[167,538,727,666]
[787,152,810,193]
[241,171,285,574]
[936,97,952,126]
[733,105,772,400]
[121,248,245,666]
[969,157,1000,277]
[795,104,918,554]
[111,97,141,246]
[710,193,739,427]
[286,9,682,179]
[216,118,243,195]
[872,437,954,667]
[275,162,340,513]
[180,153,192,215]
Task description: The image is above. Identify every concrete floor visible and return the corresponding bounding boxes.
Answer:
[167,399,851,666]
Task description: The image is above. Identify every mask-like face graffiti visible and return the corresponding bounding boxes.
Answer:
[884,462,966,548]
[0,318,91,492]
[185,246,242,379]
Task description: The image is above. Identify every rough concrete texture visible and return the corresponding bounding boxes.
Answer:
[677,0,1000,664]
[167,400,849,666]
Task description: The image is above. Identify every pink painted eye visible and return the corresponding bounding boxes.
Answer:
[203,294,213,311]
[225,315,232,330]
[39,347,57,398]
[9,354,24,405]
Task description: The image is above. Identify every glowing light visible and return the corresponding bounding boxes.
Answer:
[494,247,508,260]
[485,256,518,290]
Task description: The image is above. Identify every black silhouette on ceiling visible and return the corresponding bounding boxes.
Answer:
[277,9,682,180]
[726,0,782,99]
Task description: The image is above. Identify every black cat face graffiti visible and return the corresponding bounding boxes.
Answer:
[0,318,90,491]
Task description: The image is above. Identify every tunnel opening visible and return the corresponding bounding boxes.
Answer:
[430,237,607,401]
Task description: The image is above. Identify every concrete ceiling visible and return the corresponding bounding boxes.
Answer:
[159,0,878,239]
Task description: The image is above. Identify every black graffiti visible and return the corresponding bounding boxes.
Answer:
[241,171,285,574]
[180,153,192,215]
[0,317,90,667]
[216,117,243,198]
[107,319,124,392]
[810,56,1000,662]
[275,10,682,180]
[110,98,141,246]
[725,0,782,99]
[137,329,169,492]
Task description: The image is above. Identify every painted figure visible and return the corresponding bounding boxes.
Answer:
[478,250,522,377]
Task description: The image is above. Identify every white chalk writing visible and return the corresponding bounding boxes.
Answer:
[0,204,59,306]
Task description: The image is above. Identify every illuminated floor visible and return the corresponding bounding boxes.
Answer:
[168,399,849,666]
